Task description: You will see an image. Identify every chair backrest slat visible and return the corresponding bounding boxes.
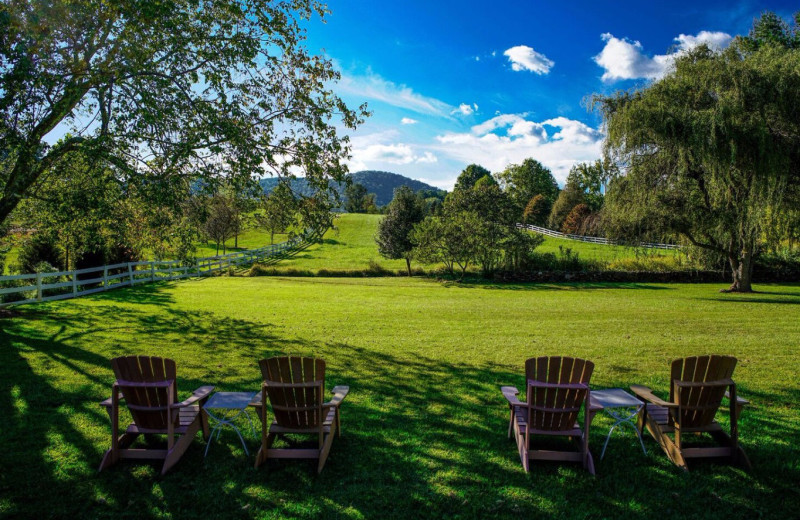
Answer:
[259,356,325,430]
[110,356,178,430]
[525,356,593,432]
[669,355,737,428]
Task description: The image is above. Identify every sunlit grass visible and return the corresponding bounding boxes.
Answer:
[1,277,799,518]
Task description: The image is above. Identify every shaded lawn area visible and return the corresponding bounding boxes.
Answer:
[1,277,799,519]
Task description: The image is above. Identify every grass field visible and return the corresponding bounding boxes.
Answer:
[2,213,683,275]
[2,276,799,519]
[263,213,685,274]
[266,214,411,273]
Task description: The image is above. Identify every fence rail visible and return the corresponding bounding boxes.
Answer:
[517,223,682,250]
[0,232,311,308]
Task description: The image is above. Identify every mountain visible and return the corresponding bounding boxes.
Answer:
[348,171,444,206]
[259,170,445,206]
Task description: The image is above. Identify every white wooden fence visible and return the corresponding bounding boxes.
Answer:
[517,223,682,250]
[0,234,307,308]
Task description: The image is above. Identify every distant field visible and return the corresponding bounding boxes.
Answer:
[264,213,686,274]
[194,227,291,258]
[2,276,798,518]
[1,213,688,275]
[264,213,412,273]
[535,235,685,263]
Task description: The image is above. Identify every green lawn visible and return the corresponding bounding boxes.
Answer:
[194,228,291,258]
[266,213,413,273]
[266,213,685,274]
[2,276,799,519]
[535,235,686,264]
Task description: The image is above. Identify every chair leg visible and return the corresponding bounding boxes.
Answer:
[584,450,595,476]
[161,420,201,475]
[200,408,211,440]
[318,428,336,474]
[254,433,276,469]
[645,416,688,471]
[98,448,118,472]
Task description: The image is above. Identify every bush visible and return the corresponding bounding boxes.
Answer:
[561,204,591,234]
[15,233,63,273]
[522,194,551,226]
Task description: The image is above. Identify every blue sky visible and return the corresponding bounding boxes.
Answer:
[303,0,797,188]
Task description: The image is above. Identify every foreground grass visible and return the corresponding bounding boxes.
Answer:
[1,277,799,519]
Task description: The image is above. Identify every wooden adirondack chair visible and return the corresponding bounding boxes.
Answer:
[631,355,751,471]
[99,356,214,475]
[252,356,349,473]
[501,356,598,474]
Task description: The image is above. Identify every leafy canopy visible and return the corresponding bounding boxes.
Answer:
[595,11,800,291]
[0,0,367,227]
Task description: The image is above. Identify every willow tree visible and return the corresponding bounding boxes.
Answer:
[596,14,800,292]
[0,0,367,229]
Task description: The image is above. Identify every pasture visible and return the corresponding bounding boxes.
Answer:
[1,276,799,519]
[259,213,682,275]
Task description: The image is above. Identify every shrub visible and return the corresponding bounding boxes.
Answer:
[522,194,551,226]
[561,204,591,234]
[15,233,63,273]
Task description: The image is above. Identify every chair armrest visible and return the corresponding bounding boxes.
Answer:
[724,390,749,407]
[323,385,349,408]
[501,386,523,406]
[171,385,215,409]
[630,384,677,408]
[100,392,124,408]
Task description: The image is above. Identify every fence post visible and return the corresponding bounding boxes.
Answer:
[36,272,42,302]
[128,263,134,286]
[103,266,108,290]
[72,271,77,296]
[151,262,155,282]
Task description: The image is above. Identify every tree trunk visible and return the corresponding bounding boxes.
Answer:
[405,257,412,277]
[725,249,754,293]
[235,232,238,249]
[271,229,275,245]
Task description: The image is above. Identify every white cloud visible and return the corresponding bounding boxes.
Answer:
[336,70,452,116]
[347,141,438,172]
[400,117,418,125]
[452,103,479,116]
[594,30,732,81]
[674,31,732,52]
[432,114,603,184]
[503,45,554,74]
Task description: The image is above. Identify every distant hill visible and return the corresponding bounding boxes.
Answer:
[259,170,445,206]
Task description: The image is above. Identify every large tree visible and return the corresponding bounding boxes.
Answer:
[0,0,366,229]
[259,181,297,245]
[496,158,559,217]
[375,186,425,275]
[453,164,492,192]
[547,169,587,231]
[596,12,800,292]
[344,182,369,213]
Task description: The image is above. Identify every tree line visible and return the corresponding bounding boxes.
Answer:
[378,11,800,291]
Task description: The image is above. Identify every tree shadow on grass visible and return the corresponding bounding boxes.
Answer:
[1,304,799,519]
